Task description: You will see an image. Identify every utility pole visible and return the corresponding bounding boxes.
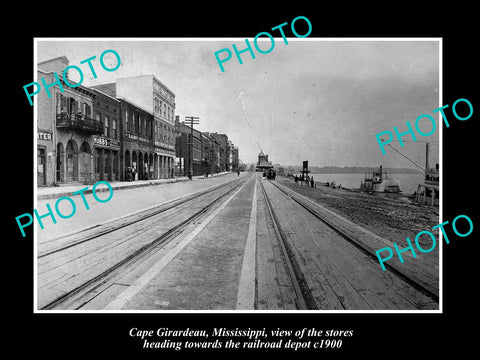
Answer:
[425,142,430,171]
[183,116,199,178]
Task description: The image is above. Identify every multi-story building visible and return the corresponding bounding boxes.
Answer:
[226,140,232,171]
[204,132,221,175]
[175,116,203,176]
[37,56,102,186]
[37,67,57,187]
[210,133,229,172]
[116,75,176,179]
[256,150,273,172]
[202,133,211,176]
[232,146,239,172]
[119,98,155,180]
[90,88,121,181]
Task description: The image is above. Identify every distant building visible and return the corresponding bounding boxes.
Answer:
[175,116,203,176]
[256,150,273,172]
[210,133,229,172]
[232,146,239,172]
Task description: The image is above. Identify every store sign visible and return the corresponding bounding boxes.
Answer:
[38,131,53,141]
[93,136,120,150]
[155,149,175,157]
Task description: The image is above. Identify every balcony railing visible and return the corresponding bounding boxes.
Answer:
[56,113,103,134]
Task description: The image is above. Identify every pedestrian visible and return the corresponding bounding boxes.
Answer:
[310,176,314,188]
[237,170,240,176]
[294,175,298,184]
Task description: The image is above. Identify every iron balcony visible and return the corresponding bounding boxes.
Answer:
[56,113,103,134]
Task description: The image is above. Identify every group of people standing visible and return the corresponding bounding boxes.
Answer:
[294,174,315,188]
[125,166,136,182]
[262,168,276,180]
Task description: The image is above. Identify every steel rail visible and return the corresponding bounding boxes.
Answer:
[39,175,251,310]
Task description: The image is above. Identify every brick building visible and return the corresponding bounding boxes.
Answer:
[175,116,203,176]
[210,133,229,172]
[116,75,176,179]
[37,56,102,186]
[90,88,121,181]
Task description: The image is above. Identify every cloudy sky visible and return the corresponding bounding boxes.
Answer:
[36,38,440,168]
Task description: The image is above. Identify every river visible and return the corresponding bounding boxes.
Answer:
[306,173,425,195]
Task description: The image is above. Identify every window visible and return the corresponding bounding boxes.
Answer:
[134,112,139,135]
[96,113,101,122]
[163,104,166,118]
[125,109,130,132]
[104,115,109,137]
[83,103,91,117]
[56,94,64,114]
[69,98,77,116]
[112,118,117,139]
[132,112,136,134]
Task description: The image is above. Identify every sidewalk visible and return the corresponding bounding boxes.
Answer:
[36,172,230,200]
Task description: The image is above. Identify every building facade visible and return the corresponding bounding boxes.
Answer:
[37,67,57,187]
[38,56,102,186]
[210,133,229,172]
[232,146,239,172]
[116,75,176,179]
[36,56,239,186]
[256,150,273,171]
[119,98,155,180]
[175,116,203,176]
[91,88,121,182]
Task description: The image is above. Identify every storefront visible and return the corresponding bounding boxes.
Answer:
[93,135,120,181]
[37,131,54,186]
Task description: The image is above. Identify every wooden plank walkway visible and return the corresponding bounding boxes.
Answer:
[273,181,439,299]
[262,180,438,310]
[37,180,242,310]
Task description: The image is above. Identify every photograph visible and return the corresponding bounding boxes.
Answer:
[9,7,478,356]
[33,38,440,312]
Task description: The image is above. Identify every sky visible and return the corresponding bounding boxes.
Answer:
[36,38,440,169]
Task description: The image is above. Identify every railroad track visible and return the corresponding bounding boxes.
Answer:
[260,179,439,310]
[257,178,311,310]
[38,176,250,258]
[37,174,252,310]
